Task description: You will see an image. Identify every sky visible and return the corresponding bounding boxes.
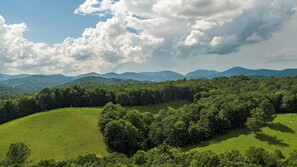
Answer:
[0,0,296,75]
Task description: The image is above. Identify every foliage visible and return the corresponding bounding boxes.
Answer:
[0,79,204,124]
[4,143,297,167]
[0,102,188,163]
[1,143,31,166]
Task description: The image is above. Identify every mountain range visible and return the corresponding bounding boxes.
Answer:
[76,67,297,80]
[1,67,297,94]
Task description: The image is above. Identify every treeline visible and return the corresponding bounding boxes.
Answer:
[1,76,297,125]
[0,80,205,124]
[99,99,273,155]
[2,143,297,167]
[99,76,297,155]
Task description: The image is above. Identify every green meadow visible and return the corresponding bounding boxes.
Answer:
[184,114,297,156]
[1,100,296,163]
[0,101,188,163]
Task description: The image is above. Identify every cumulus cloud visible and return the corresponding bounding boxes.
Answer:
[74,0,101,15]
[75,0,296,57]
[0,14,162,74]
[0,16,54,73]
[174,0,297,56]
[0,0,296,74]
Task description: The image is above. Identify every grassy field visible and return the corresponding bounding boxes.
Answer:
[183,114,297,156]
[0,101,188,163]
[1,100,296,163]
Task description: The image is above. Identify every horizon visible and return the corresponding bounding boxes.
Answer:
[0,0,296,75]
[1,66,297,76]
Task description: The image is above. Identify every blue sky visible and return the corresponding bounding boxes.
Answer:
[0,0,296,75]
[0,0,101,45]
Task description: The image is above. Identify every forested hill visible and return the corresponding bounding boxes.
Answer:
[0,75,74,92]
[1,67,297,84]
[0,85,24,99]
[0,74,29,82]
[76,67,297,80]
[1,76,297,125]
[59,76,142,87]
[0,75,142,95]
[1,76,297,166]
[1,67,297,98]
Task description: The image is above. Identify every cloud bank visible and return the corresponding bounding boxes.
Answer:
[0,0,296,74]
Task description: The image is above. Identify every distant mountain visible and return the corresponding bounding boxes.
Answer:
[214,67,278,77]
[101,72,121,79]
[138,71,184,81]
[0,84,24,99]
[0,73,29,82]
[77,72,101,78]
[0,67,297,95]
[212,67,297,78]
[185,70,219,79]
[274,69,297,77]
[101,71,184,82]
[0,75,75,92]
[60,76,142,87]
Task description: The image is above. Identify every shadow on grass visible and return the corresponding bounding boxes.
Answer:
[255,133,289,147]
[182,128,249,151]
[268,123,295,134]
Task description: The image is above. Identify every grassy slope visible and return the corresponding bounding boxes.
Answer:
[184,114,297,156]
[0,101,188,163]
[0,108,107,162]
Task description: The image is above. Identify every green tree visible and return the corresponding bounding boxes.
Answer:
[245,146,279,167]
[219,150,246,167]
[35,88,54,110]
[246,116,263,134]
[116,92,130,106]
[246,100,275,134]
[3,143,31,165]
[285,150,297,166]
[98,103,126,133]
[172,121,188,146]
[104,120,139,155]
[190,151,220,167]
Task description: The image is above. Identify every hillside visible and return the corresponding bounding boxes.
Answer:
[185,70,219,79]
[102,71,184,82]
[0,74,29,82]
[1,67,297,88]
[0,101,188,163]
[0,85,24,99]
[184,114,297,156]
[60,76,142,87]
[212,67,297,78]
[0,75,74,92]
[1,108,296,163]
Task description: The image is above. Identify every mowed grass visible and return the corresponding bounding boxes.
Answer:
[0,108,107,163]
[0,101,189,163]
[184,114,297,156]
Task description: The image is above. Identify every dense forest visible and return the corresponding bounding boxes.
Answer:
[0,78,204,124]
[1,76,297,166]
[1,76,297,125]
[1,142,297,167]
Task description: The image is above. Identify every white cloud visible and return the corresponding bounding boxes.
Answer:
[0,0,296,74]
[152,0,255,21]
[175,0,297,56]
[210,36,223,47]
[74,0,101,15]
[184,30,204,46]
[0,15,162,74]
